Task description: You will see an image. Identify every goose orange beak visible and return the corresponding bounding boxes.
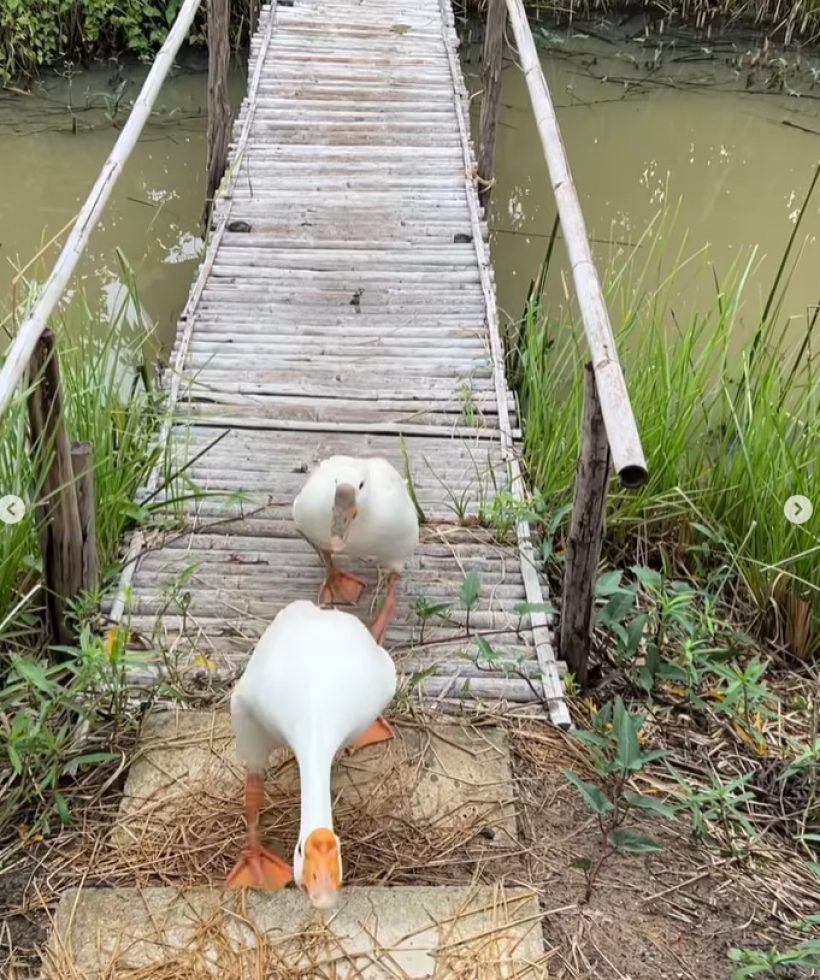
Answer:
[302,828,341,910]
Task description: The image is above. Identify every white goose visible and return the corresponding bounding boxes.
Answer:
[293,455,419,638]
[226,600,396,908]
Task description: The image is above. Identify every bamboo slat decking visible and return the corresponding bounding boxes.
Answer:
[110,0,571,726]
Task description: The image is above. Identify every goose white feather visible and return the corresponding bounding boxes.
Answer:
[230,600,397,908]
[293,455,419,573]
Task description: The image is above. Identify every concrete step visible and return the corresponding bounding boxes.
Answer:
[110,711,520,881]
[47,884,546,977]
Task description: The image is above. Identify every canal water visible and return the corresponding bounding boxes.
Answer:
[1,32,819,355]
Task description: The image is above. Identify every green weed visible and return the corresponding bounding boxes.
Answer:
[563,697,675,901]
[727,939,820,978]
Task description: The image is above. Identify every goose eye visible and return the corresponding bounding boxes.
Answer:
[359,481,365,490]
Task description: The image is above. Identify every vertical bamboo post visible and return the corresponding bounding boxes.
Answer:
[477,0,506,209]
[205,0,232,227]
[71,442,99,593]
[27,331,84,651]
[560,364,611,688]
[249,0,261,37]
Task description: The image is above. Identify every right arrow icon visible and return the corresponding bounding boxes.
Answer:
[784,495,813,526]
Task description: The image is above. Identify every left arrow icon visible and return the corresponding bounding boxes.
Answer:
[0,494,26,525]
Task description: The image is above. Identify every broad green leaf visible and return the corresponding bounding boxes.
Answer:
[54,792,71,825]
[623,792,677,819]
[595,570,623,596]
[692,522,721,542]
[563,771,613,815]
[610,829,662,854]
[792,914,820,932]
[614,698,640,774]
[571,729,609,750]
[625,614,648,657]
[12,655,56,694]
[8,743,22,775]
[631,565,663,591]
[513,601,557,618]
[595,590,637,629]
[571,857,592,872]
[476,636,499,663]
[460,571,480,610]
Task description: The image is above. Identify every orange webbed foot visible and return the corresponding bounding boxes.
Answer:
[226,844,293,889]
[347,716,395,754]
[320,566,366,605]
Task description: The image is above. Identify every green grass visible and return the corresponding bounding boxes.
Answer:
[0,292,163,653]
[0,284,165,835]
[513,207,819,659]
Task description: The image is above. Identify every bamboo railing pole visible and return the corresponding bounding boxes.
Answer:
[0,0,203,422]
[560,364,610,688]
[477,0,506,209]
[503,0,648,488]
[205,0,232,226]
[27,332,84,651]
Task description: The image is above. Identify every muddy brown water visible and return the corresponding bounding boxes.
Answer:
[0,60,245,355]
[1,34,819,356]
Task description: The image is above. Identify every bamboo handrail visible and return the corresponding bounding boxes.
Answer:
[498,0,648,489]
[0,0,204,421]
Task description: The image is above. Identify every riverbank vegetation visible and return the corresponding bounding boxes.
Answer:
[504,185,819,973]
[0,0,258,81]
[518,0,820,43]
[4,0,820,81]
[514,199,818,658]
[0,280,164,839]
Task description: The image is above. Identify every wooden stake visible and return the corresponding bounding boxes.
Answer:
[71,442,99,593]
[249,0,261,38]
[27,332,83,651]
[477,0,506,209]
[205,0,233,226]
[560,364,610,688]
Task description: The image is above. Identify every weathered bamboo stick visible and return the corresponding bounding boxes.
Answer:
[249,0,261,37]
[503,0,647,489]
[0,0,203,423]
[71,442,99,593]
[27,332,84,651]
[205,0,232,226]
[477,0,506,207]
[560,364,610,688]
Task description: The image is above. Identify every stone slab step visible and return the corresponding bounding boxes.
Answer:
[47,884,547,978]
[110,711,519,881]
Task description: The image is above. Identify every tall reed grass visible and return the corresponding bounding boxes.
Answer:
[513,207,819,658]
[0,289,163,653]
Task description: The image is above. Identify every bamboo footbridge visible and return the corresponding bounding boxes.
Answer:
[0,0,647,731]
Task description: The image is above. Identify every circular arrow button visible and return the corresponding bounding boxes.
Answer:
[0,494,26,525]
[784,495,813,526]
